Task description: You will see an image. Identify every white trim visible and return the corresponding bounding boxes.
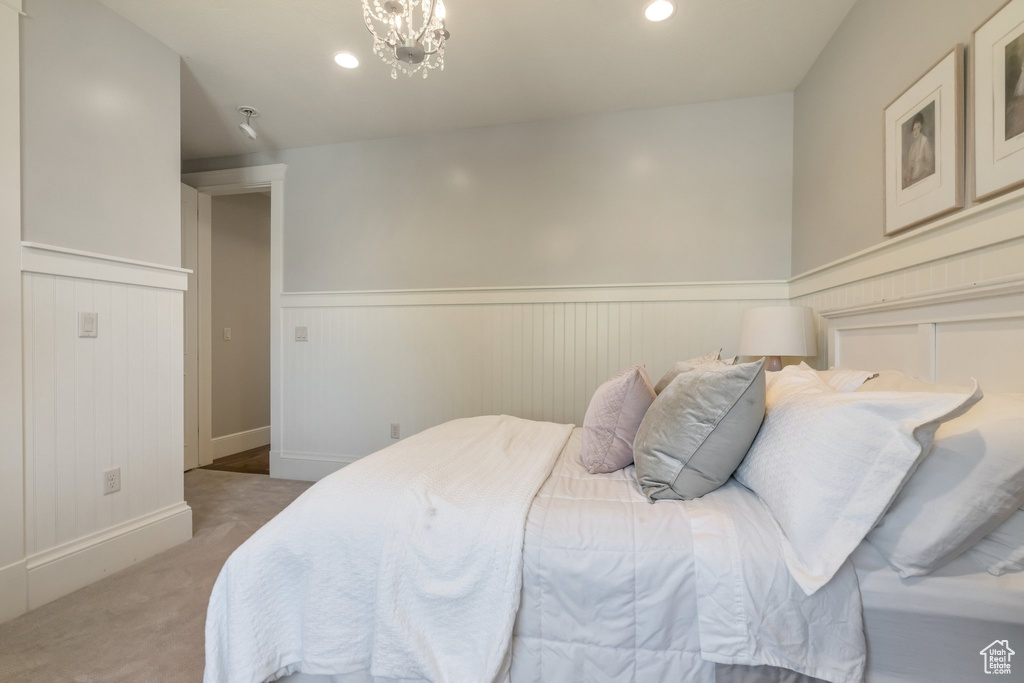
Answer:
[789,185,1024,298]
[0,559,27,624]
[270,451,361,482]
[212,426,271,460]
[281,280,789,307]
[25,502,192,610]
[197,194,213,466]
[0,0,25,15]
[182,164,287,194]
[21,242,190,291]
[817,275,1024,318]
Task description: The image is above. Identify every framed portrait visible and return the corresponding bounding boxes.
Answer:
[884,45,964,236]
[974,0,1024,200]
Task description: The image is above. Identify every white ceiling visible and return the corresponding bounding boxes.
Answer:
[99,0,856,161]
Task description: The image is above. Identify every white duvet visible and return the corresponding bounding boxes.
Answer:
[205,415,574,683]
[207,421,865,683]
[512,429,865,683]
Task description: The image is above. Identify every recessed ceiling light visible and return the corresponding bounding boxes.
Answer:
[333,52,360,69]
[644,0,675,22]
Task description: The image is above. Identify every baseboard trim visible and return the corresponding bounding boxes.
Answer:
[212,426,271,460]
[270,451,362,481]
[0,559,27,624]
[25,502,193,610]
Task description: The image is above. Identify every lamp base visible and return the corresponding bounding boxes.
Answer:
[764,356,783,372]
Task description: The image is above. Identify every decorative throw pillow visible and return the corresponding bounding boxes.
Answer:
[857,372,1024,577]
[653,349,723,394]
[733,380,983,595]
[580,365,657,474]
[634,358,765,501]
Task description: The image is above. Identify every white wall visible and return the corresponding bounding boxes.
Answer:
[791,0,1005,274]
[2,0,190,622]
[21,0,181,267]
[184,94,795,292]
[275,285,787,480]
[0,0,26,624]
[212,194,271,440]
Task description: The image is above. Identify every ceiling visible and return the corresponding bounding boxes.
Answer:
[99,0,857,161]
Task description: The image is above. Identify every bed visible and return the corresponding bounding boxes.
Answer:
[206,294,1024,683]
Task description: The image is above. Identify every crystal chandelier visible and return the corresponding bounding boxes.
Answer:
[361,0,449,79]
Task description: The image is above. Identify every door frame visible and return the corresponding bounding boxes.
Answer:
[180,164,286,469]
[181,183,200,470]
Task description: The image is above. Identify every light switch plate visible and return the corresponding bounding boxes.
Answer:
[223,327,232,341]
[78,312,98,338]
[295,326,308,342]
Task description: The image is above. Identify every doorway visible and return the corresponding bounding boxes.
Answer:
[180,164,286,477]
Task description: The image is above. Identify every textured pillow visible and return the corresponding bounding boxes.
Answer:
[857,372,1024,577]
[813,363,877,392]
[580,366,657,474]
[966,507,1024,575]
[653,349,723,394]
[634,358,765,501]
[734,381,983,594]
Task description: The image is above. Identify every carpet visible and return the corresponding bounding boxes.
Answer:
[0,470,312,682]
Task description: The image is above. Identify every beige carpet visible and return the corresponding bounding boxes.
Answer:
[0,470,312,682]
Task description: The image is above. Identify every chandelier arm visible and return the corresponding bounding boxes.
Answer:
[414,0,438,42]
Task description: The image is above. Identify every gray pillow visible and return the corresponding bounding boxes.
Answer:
[653,349,723,394]
[634,358,766,501]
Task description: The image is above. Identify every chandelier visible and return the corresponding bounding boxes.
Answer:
[361,0,449,79]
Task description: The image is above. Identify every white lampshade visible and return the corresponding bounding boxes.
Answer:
[738,306,817,358]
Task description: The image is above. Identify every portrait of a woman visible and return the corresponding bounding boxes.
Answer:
[902,110,935,189]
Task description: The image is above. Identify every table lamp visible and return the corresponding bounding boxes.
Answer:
[738,306,817,372]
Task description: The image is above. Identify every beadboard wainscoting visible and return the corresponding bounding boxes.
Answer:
[274,285,788,480]
[792,187,1024,365]
[20,243,192,610]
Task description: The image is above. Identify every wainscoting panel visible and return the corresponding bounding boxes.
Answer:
[793,235,1024,368]
[22,270,188,563]
[277,295,785,476]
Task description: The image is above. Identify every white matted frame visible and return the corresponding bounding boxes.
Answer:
[974,0,1024,201]
[180,165,286,470]
[884,45,965,235]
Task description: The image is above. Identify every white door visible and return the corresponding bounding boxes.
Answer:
[181,184,200,471]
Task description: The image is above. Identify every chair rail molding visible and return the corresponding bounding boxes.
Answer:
[21,242,190,291]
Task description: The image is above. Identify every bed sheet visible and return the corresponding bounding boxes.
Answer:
[851,542,1024,682]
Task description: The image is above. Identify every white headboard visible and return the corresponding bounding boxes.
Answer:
[822,283,1024,393]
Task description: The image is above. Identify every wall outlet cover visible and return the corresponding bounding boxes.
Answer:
[103,467,121,495]
[223,327,232,341]
[390,423,400,439]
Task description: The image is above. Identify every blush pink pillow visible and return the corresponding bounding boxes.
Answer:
[581,366,657,474]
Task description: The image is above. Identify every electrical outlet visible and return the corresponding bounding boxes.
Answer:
[103,467,121,495]
[390,423,400,439]
[223,327,232,341]
[295,326,308,342]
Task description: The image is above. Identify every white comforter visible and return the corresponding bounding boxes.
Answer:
[511,429,865,683]
[208,420,866,683]
[205,415,574,683]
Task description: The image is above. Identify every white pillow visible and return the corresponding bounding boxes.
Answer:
[763,363,872,409]
[734,377,983,595]
[653,349,722,394]
[813,363,877,392]
[966,508,1024,576]
[858,372,1024,576]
